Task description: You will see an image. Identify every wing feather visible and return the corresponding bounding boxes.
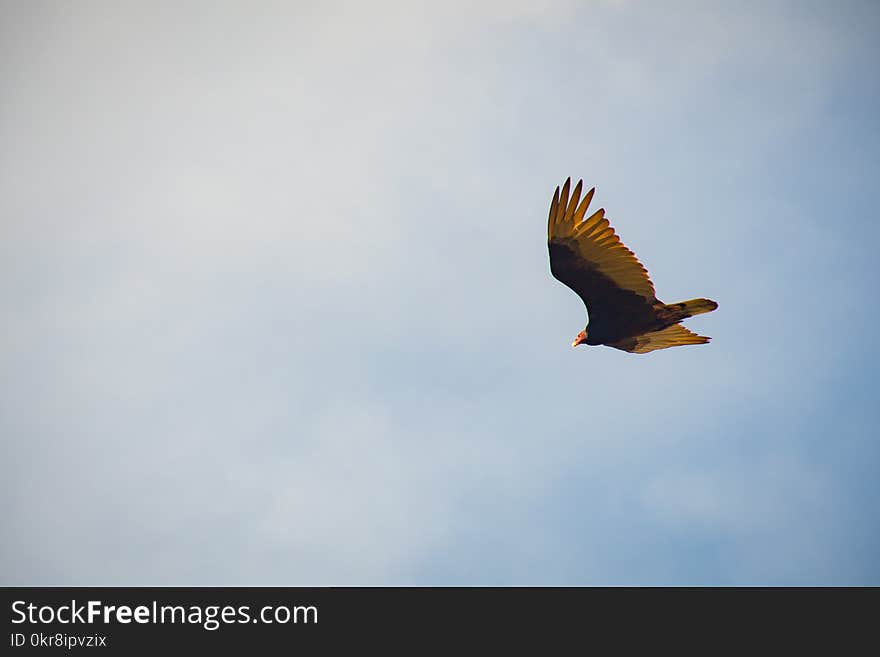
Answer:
[573,188,595,223]
[557,178,571,225]
[564,179,582,223]
[609,323,710,354]
[548,178,656,303]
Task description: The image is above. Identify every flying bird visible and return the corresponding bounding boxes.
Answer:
[548,178,718,353]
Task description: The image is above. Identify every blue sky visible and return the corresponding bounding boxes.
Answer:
[2,0,878,585]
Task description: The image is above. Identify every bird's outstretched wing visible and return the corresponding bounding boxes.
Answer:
[608,323,710,353]
[548,177,656,304]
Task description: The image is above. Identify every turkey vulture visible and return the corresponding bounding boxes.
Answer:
[548,178,717,353]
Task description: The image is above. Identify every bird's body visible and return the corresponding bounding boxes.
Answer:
[548,178,717,354]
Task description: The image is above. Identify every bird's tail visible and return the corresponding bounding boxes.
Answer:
[663,298,718,322]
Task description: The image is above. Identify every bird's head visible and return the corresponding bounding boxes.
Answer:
[572,328,588,348]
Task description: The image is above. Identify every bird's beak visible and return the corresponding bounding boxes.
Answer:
[572,334,587,348]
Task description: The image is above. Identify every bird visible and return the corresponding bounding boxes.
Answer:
[548,178,718,354]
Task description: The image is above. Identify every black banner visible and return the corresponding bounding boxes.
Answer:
[1,587,874,651]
